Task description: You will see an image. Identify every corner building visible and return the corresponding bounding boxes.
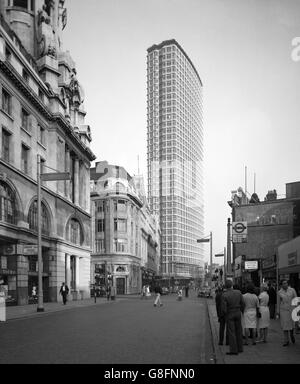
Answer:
[0,0,95,305]
[90,162,160,295]
[147,39,204,281]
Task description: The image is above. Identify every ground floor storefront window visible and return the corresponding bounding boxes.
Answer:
[0,274,17,306]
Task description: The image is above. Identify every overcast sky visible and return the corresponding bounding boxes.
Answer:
[62,0,300,264]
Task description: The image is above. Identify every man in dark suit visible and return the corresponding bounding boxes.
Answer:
[59,282,69,305]
[222,279,245,355]
[268,282,276,319]
[215,287,229,345]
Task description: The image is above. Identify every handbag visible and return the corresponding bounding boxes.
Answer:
[256,307,261,318]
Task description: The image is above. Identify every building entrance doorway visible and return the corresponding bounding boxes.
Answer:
[116,278,125,295]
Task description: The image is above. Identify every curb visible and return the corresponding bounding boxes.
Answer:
[4,299,120,322]
[206,299,225,364]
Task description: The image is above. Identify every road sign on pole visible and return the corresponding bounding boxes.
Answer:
[41,172,71,181]
[232,221,248,243]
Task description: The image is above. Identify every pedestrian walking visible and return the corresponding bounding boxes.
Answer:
[154,284,163,307]
[141,285,146,299]
[59,282,69,305]
[146,285,151,298]
[277,280,297,346]
[268,282,277,319]
[215,286,228,346]
[177,288,183,301]
[243,283,259,345]
[111,285,116,301]
[32,285,37,303]
[221,279,244,355]
[257,283,270,343]
[106,285,111,301]
[185,285,189,298]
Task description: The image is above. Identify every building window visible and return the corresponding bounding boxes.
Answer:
[0,181,16,224]
[38,124,45,146]
[28,200,50,235]
[114,239,128,253]
[21,144,29,174]
[22,68,29,83]
[13,0,28,10]
[95,239,105,253]
[69,219,82,245]
[21,108,30,132]
[69,154,76,203]
[2,128,11,162]
[5,47,12,62]
[38,89,44,103]
[115,182,125,193]
[97,219,105,233]
[28,255,38,272]
[70,256,76,290]
[115,199,126,213]
[97,200,105,213]
[114,218,127,232]
[1,88,12,115]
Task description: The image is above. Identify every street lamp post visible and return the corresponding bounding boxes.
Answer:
[37,155,44,312]
[36,157,71,312]
[197,232,213,289]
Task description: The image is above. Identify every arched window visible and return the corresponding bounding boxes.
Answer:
[28,201,50,235]
[67,218,83,245]
[0,181,16,224]
[115,182,125,193]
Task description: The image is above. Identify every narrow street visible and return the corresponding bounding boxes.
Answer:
[0,294,214,364]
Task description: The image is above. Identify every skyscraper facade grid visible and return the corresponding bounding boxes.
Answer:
[147,39,204,280]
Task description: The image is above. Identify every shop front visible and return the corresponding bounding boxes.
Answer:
[0,242,51,306]
[278,236,300,295]
[262,254,277,283]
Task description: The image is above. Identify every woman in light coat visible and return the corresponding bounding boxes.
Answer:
[277,280,297,346]
[258,283,270,342]
[243,283,259,345]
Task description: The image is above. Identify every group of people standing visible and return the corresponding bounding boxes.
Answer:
[215,279,298,355]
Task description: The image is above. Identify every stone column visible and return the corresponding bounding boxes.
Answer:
[74,157,79,206]
[75,256,80,291]
[16,246,29,306]
[65,254,71,289]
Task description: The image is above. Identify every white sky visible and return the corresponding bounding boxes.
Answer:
[62,0,300,264]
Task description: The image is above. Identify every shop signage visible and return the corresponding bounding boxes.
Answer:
[0,269,15,275]
[23,245,38,256]
[288,251,298,266]
[262,255,276,270]
[1,245,16,255]
[245,260,258,270]
[234,256,243,277]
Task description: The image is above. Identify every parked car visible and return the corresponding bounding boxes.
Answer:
[198,288,211,298]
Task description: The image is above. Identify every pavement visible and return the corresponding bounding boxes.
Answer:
[206,298,300,364]
[0,293,215,364]
[3,295,136,321]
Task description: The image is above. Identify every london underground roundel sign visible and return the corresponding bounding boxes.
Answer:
[232,222,247,235]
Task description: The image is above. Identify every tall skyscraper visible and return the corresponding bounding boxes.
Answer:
[147,39,204,280]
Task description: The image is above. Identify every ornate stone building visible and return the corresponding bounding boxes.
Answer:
[90,162,160,295]
[0,0,95,305]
